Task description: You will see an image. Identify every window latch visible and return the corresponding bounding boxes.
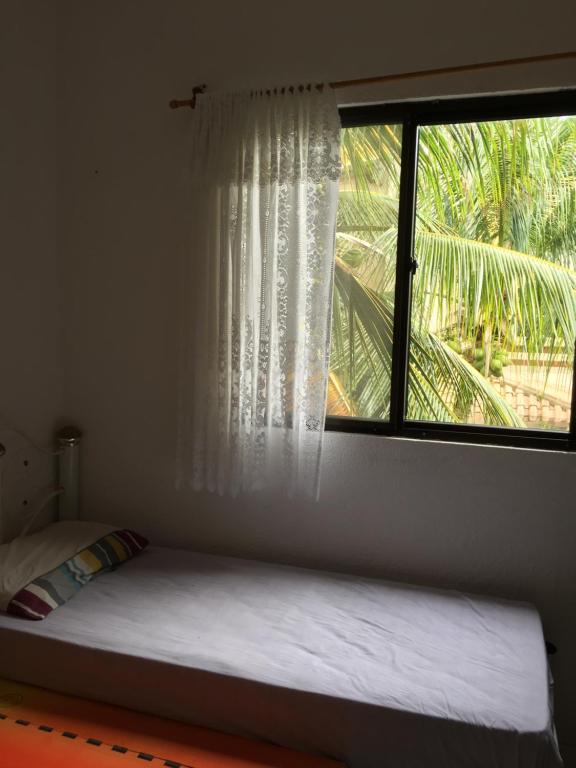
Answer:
[409,258,419,275]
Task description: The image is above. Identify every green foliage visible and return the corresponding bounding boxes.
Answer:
[330,117,576,426]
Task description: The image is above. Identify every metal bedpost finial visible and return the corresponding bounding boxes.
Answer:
[57,426,81,522]
[57,426,82,446]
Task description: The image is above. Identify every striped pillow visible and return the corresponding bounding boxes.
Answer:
[7,530,148,620]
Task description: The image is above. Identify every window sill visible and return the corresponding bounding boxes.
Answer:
[325,417,574,453]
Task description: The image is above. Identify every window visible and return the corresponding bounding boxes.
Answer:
[327,92,576,450]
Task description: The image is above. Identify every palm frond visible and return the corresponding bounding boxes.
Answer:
[330,116,576,427]
[330,257,523,425]
[407,334,525,427]
[413,230,576,354]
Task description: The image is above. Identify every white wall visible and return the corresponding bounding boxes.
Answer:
[14,0,576,760]
[0,4,66,442]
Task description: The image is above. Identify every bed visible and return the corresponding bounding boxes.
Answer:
[0,544,563,768]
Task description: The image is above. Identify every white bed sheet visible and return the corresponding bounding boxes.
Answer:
[0,546,562,768]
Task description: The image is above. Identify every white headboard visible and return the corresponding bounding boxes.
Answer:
[0,426,81,544]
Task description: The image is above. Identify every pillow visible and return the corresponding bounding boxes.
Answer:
[0,522,148,620]
[0,521,120,607]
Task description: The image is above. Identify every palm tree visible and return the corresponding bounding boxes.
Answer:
[329,117,576,427]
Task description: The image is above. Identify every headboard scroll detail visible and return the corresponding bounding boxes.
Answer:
[0,425,82,543]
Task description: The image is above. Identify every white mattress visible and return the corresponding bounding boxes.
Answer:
[0,546,562,768]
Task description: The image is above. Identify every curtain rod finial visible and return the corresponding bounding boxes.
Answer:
[169,84,207,110]
[192,84,207,106]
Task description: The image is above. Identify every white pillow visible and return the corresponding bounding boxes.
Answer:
[0,521,117,611]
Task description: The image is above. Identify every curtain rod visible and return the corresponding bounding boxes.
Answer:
[169,50,576,110]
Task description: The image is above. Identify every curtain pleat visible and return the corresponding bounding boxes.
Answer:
[177,88,341,498]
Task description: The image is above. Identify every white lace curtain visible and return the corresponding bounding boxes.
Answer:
[177,87,341,498]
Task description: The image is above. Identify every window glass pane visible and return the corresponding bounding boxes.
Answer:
[327,124,402,420]
[407,116,576,431]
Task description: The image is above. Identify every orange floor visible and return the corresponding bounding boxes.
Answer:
[0,678,345,768]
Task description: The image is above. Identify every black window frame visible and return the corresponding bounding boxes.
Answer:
[326,89,576,452]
